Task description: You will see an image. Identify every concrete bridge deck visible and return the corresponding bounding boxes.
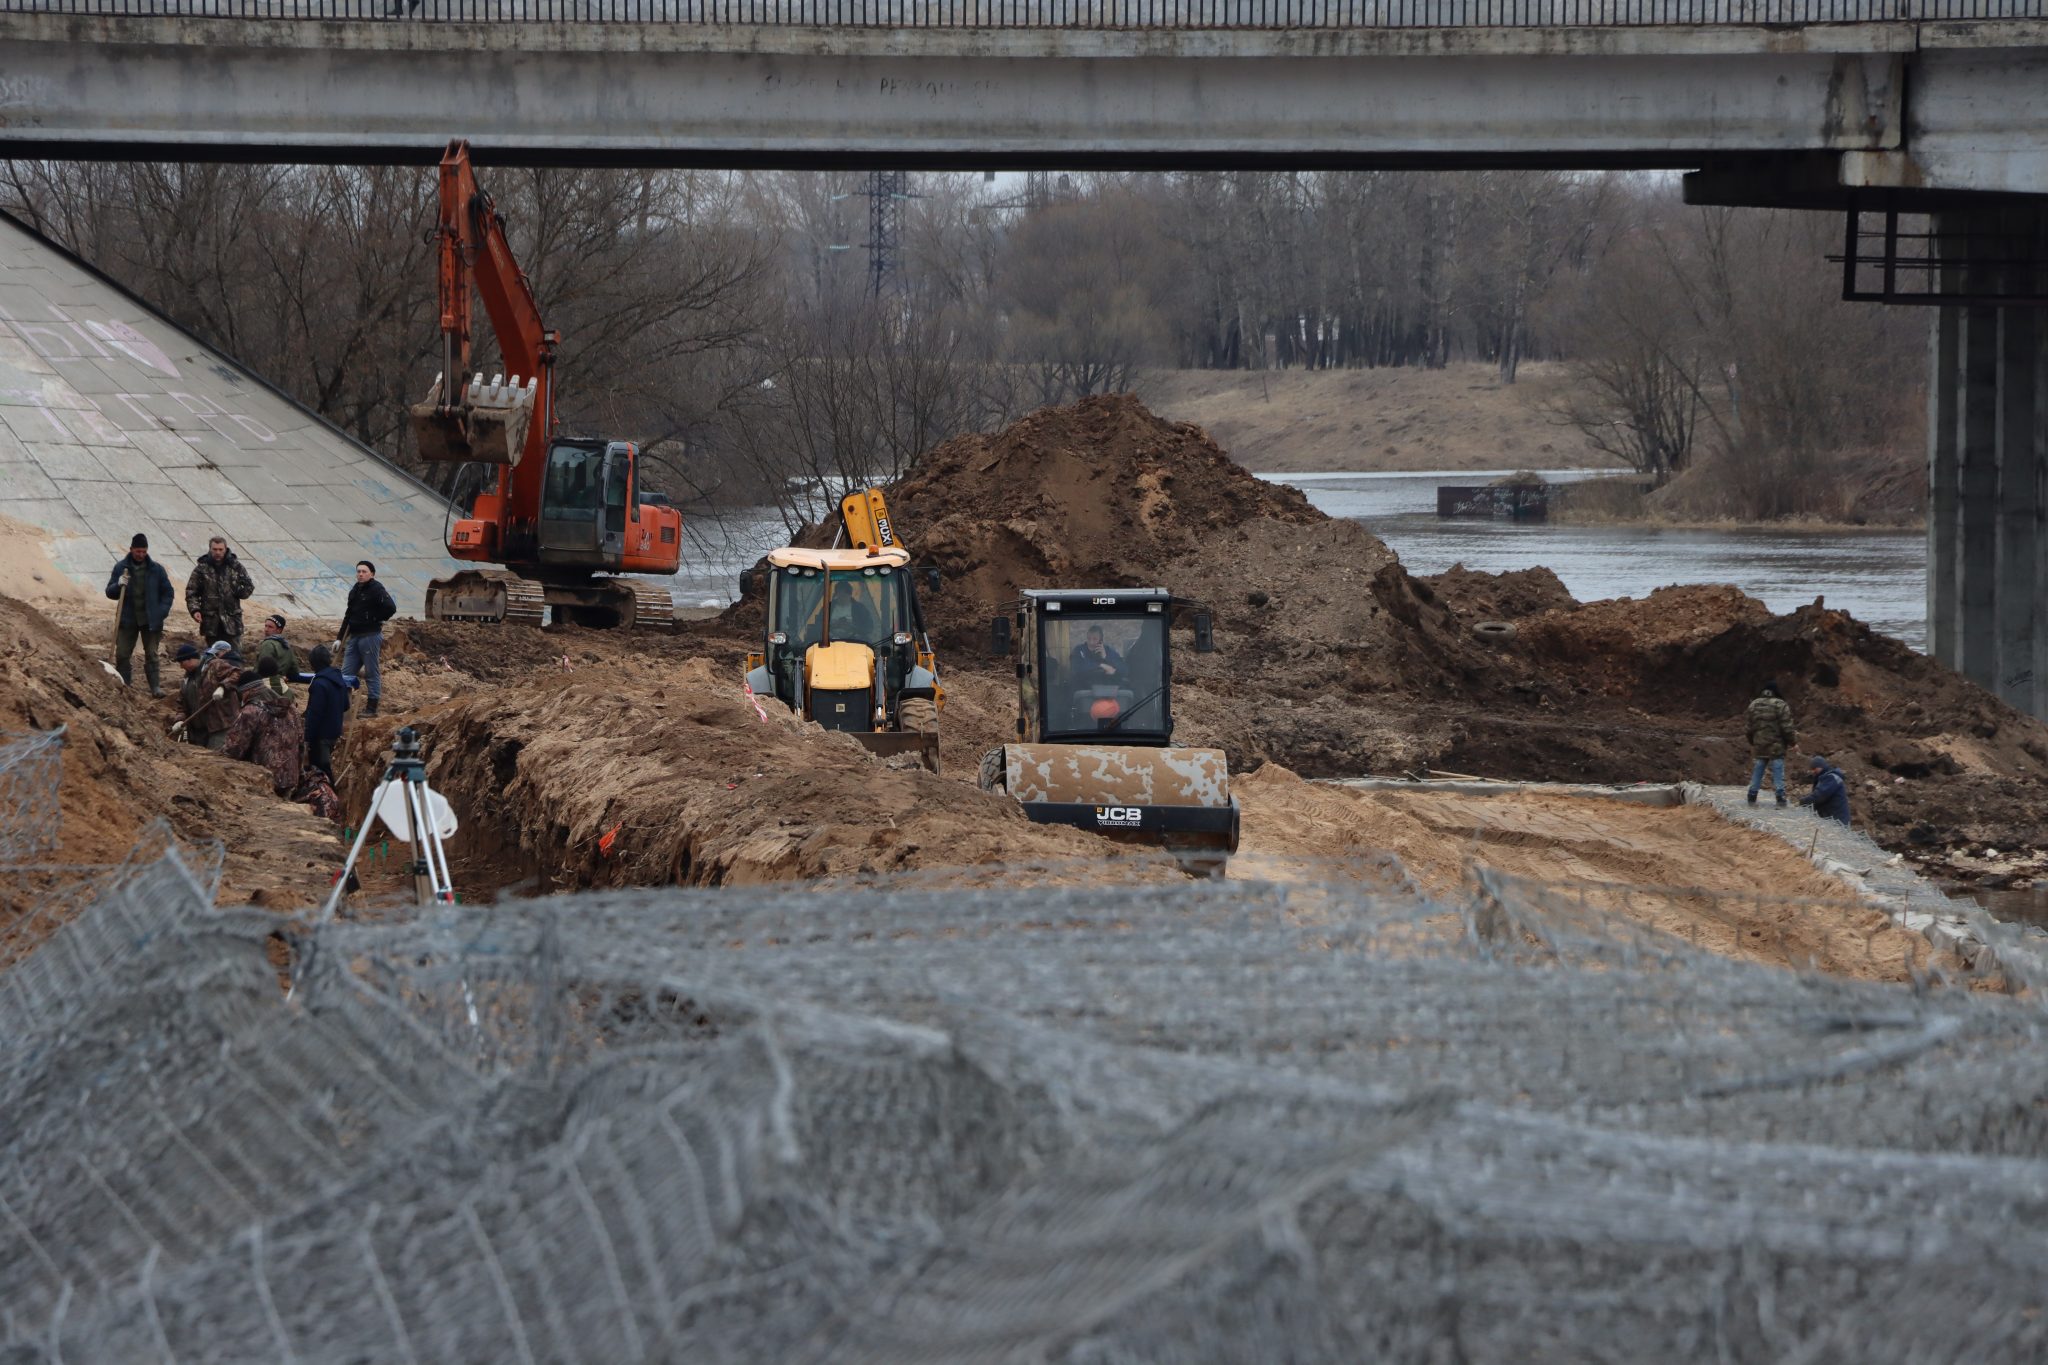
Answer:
[0,9,2042,198]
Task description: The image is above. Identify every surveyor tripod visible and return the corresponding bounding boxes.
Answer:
[321,726,456,916]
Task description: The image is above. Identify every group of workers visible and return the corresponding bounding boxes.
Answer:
[1744,680,1852,825]
[106,531,400,818]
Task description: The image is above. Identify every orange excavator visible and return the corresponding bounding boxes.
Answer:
[411,139,680,630]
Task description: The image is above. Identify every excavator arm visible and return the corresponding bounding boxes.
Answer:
[412,140,683,630]
[412,138,554,471]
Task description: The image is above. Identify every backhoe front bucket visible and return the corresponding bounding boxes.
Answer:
[852,729,941,773]
[410,371,538,465]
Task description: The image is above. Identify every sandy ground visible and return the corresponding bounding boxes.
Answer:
[1,393,2025,995]
[1232,767,1946,981]
[1133,363,1619,473]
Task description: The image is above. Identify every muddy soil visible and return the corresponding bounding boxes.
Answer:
[1234,766,1948,982]
[6,392,2038,989]
[804,395,2044,890]
[0,593,340,950]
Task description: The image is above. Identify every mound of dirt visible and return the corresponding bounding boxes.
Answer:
[843,394,1352,637]
[0,594,343,930]
[359,655,1181,894]
[1422,565,1575,624]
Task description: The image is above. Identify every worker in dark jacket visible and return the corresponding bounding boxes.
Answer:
[1800,754,1852,826]
[185,535,254,652]
[104,533,177,696]
[1744,680,1797,807]
[172,643,212,744]
[338,560,397,717]
[302,644,351,779]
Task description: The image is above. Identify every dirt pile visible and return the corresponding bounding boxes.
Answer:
[0,594,342,926]
[1422,565,1574,626]
[357,654,1180,895]
[850,393,1364,632]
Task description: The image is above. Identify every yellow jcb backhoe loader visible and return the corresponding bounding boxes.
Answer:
[980,588,1239,875]
[742,488,944,771]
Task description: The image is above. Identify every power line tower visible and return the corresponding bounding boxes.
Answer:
[866,170,910,298]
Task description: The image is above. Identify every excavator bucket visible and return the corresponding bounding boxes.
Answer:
[410,371,538,465]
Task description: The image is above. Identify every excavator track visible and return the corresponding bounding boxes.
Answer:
[627,580,676,633]
[425,570,546,628]
[427,570,676,631]
[502,576,547,629]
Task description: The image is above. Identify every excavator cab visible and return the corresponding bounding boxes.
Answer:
[746,545,942,770]
[537,437,634,567]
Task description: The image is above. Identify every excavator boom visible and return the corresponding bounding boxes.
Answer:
[410,140,552,469]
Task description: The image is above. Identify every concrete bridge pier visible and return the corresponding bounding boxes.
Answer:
[1926,206,2048,719]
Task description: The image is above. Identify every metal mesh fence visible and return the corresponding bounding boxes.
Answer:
[3,0,2041,25]
[1,816,2045,1363]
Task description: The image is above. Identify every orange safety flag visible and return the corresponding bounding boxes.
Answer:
[598,823,622,858]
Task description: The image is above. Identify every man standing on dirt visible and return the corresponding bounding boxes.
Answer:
[1744,680,1797,808]
[302,644,349,779]
[185,535,254,653]
[104,533,176,696]
[338,560,396,718]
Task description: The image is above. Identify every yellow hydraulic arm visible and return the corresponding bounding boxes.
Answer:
[839,487,899,552]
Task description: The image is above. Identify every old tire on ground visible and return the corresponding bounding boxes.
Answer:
[977,746,1008,794]
[1472,620,1518,646]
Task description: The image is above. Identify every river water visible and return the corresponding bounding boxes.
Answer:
[1267,469,1929,651]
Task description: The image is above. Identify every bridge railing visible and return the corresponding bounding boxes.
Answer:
[2,0,2037,22]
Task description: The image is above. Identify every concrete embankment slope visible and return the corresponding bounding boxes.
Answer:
[0,210,458,620]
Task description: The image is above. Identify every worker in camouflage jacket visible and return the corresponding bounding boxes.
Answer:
[222,659,304,799]
[186,535,255,652]
[1744,679,1797,807]
[184,641,245,752]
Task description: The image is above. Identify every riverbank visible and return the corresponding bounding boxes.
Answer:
[1133,363,1619,473]
[1547,449,1924,529]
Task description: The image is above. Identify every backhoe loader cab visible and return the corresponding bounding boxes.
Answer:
[982,589,1237,875]
[746,545,942,769]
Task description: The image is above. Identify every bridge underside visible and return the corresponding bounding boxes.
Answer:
[0,16,2038,197]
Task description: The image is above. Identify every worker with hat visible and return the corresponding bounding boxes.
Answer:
[1799,754,1852,826]
[104,532,176,697]
[171,643,212,745]
[181,640,244,751]
[255,613,300,688]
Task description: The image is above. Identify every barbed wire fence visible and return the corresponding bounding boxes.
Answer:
[1,724,2047,1361]
[5,0,2042,26]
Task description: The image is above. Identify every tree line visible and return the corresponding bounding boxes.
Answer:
[0,164,1925,526]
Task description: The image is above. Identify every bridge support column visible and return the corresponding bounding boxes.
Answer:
[1927,208,2048,720]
